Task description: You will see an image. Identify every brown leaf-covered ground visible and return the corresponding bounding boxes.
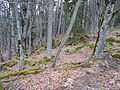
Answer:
[1,29,120,90]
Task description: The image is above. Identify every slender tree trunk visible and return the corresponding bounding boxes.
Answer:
[28,18,33,55]
[57,0,63,38]
[7,20,11,60]
[15,3,24,71]
[52,0,82,67]
[0,33,3,54]
[39,14,43,48]
[93,1,115,59]
[47,0,53,59]
[0,50,3,62]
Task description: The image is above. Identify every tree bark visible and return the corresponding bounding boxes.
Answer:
[52,0,82,67]
[15,2,24,71]
[47,0,53,59]
[7,12,11,60]
[93,1,115,59]
[57,0,63,38]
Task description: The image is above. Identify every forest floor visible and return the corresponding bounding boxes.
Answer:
[0,29,120,90]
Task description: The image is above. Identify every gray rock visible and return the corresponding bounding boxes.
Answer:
[81,87,87,90]
[117,83,120,87]
[86,69,94,74]
[88,88,91,90]
[88,84,101,88]
[76,79,84,84]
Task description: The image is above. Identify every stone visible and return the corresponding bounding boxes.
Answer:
[86,69,94,74]
[117,83,120,87]
[88,84,101,88]
[76,79,84,84]
[81,87,87,90]
[109,79,115,84]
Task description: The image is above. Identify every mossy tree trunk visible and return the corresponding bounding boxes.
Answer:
[93,0,116,59]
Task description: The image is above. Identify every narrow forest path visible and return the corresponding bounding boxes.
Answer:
[1,29,120,90]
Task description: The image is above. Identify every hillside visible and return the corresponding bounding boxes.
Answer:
[0,29,120,90]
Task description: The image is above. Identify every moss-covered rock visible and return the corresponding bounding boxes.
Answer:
[30,60,38,66]
[5,60,17,67]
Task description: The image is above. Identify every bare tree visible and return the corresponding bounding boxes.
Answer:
[15,2,24,71]
[52,0,82,67]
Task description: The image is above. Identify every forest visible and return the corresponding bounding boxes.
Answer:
[0,0,120,89]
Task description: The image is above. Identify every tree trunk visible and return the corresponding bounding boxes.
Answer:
[15,3,24,71]
[93,1,115,59]
[47,0,53,59]
[0,51,3,62]
[28,18,33,55]
[57,0,63,38]
[7,14,11,60]
[52,0,82,67]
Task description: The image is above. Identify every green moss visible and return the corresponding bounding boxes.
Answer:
[104,42,110,51]
[24,56,28,59]
[116,33,120,37]
[116,49,120,53]
[0,67,41,79]
[39,60,45,64]
[58,66,72,70]
[111,54,120,59]
[0,80,2,90]
[41,43,47,48]
[23,60,29,66]
[108,42,113,46]
[64,49,70,52]
[39,56,53,64]
[5,60,17,67]
[15,56,20,60]
[90,63,95,65]
[115,39,120,43]
[86,43,95,49]
[80,36,88,43]
[30,60,38,66]
[29,54,32,57]
[67,71,72,78]
[106,37,116,42]
[74,45,85,52]
[51,55,55,59]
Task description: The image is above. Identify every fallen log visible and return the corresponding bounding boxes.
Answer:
[0,67,41,79]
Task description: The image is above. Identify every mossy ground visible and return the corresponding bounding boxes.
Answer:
[5,60,17,67]
[39,56,53,64]
[64,43,94,54]
[30,60,38,66]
